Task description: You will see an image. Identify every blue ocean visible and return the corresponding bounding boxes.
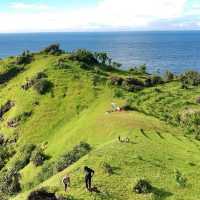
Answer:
[0,31,199,73]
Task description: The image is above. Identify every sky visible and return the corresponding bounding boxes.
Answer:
[0,0,200,32]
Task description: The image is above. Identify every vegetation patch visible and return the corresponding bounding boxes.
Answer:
[30,147,48,167]
[21,72,47,90]
[175,170,187,188]
[28,188,57,200]
[7,111,32,128]
[33,79,53,95]
[68,49,98,65]
[0,100,15,119]
[55,142,91,172]
[41,44,64,56]
[133,179,153,194]
[16,51,33,65]
[0,66,24,84]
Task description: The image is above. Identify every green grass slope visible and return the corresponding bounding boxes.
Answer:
[0,47,199,200]
[13,111,200,200]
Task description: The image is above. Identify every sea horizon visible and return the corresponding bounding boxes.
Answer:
[0,31,200,74]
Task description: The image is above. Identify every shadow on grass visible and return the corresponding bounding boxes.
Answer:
[140,129,151,140]
[156,131,164,139]
[152,187,173,200]
[90,186,113,200]
[111,166,121,175]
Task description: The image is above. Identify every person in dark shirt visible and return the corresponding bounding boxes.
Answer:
[84,166,95,191]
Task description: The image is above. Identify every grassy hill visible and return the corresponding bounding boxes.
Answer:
[0,45,200,200]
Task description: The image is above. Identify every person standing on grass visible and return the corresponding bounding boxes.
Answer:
[84,166,95,191]
[62,174,71,192]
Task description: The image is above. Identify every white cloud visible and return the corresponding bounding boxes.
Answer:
[0,0,188,32]
[9,2,49,10]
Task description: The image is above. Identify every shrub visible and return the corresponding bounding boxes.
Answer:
[121,103,135,111]
[175,170,187,188]
[42,44,63,55]
[12,144,36,171]
[113,88,124,98]
[122,77,144,92]
[150,75,163,85]
[0,169,21,195]
[180,70,200,86]
[34,79,53,95]
[0,146,10,170]
[79,62,91,70]
[16,51,33,65]
[21,72,47,90]
[55,142,91,172]
[28,188,57,200]
[144,78,152,87]
[133,179,153,194]
[37,162,55,184]
[109,76,124,86]
[56,58,70,69]
[68,49,98,65]
[31,148,47,167]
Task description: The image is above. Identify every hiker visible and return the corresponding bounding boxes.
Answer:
[62,175,71,192]
[84,166,95,191]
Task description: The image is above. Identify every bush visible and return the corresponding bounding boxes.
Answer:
[0,169,21,195]
[113,88,124,98]
[68,49,98,65]
[56,58,70,69]
[121,103,135,111]
[34,79,53,95]
[122,77,144,92]
[109,76,124,86]
[42,44,63,55]
[31,148,47,167]
[144,78,152,87]
[180,71,200,86]
[0,146,10,170]
[55,142,91,172]
[133,179,153,194]
[175,170,187,188]
[37,162,55,184]
[21,72,47,91]
[150,75,163,85]
[28,188,57,200]
[16,51,33,65]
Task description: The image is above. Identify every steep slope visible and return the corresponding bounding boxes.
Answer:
[0,47,199,200]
